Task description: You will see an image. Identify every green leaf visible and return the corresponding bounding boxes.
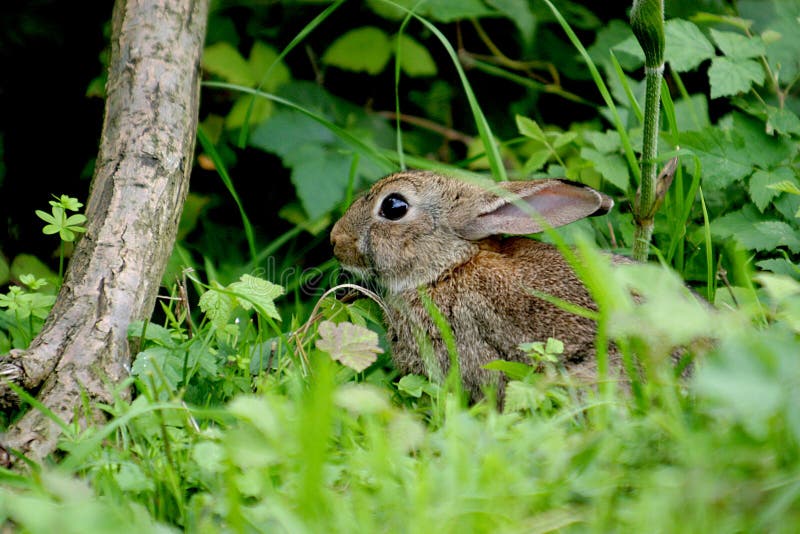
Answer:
[767,107,800,136]
[395,34,437,77]
[583,130,621,153]
[203,42,255,86]
[522,149,551,175]
[708,56,764,98]
[316,320,383,372]
[517,115,546,141]
[247,41,290,92]
[483,360,535,380]
[225,95,274,129]
[664,19,715,72]
[580,147,629,191]
[35,209,56,225]
[334,383,390,414]
[424,0,496,22]
[397,374,428,398]
[749,167,795,212]
[710,29,766,59]
[322,27,392,75]
[285,144,356,219]
[228,274,284,321]
[199,284,234,330]
[503,380,541,412]
[712,206,800,253]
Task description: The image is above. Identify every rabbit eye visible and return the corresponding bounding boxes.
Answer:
[379,193,409,221]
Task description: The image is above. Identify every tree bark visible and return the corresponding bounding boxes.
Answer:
[0,0,209,465]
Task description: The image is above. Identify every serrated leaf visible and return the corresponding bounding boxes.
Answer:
[580,147,629,191]
[708,56,764,98]
[516,115,546,141]
[767,107,800,136]
[229,274,284,321]
[203,42,255,86]
[199,285,234,330]
[503,380,540,412]
[710,29,766,59]
[583,130,621,153]
[395,34,437,77]
[679,128,753,188]
[664,19,716,72]
[322,27,392,75]
[712,207,800,253]
[285,144,355,219]
[523,149,551,175]
[749,168,795,212]
[316,320,383,372]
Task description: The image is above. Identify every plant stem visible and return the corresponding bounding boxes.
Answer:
[632,63,663,260]
[630,0,666,261]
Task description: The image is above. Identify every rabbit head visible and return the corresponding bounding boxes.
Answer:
[330,170,613,294]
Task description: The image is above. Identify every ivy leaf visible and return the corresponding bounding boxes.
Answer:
[229,274,284,321]
[708,56,764,98]
[316,320,383,373]
[395,34,437,77]
[322,27,392,75]
[664,19,715,72]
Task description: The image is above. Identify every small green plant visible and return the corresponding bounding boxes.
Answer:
[0,273,56,350]
[35,194,87,280]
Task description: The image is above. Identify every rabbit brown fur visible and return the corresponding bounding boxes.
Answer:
[330,170,627,400]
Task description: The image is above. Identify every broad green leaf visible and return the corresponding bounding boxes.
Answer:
[708,56,764,98]
[316,320,383,372]
[250,109,336,158]
[395,34,437,77]
[199,284,234,330]
[710,29,766,59]
[397,374,428,398]
[203,42,255,86]
[749,167,795,212]
[757,258,800,278]
[764,16,800,80]
[483,360,535,380]
[580,147,629,191]
[228,274,284,321]
[664,19,715,72]
[672,93,709,131]
[284,144,355,219]
[503,380,541,412]
[322,27,392,75]
[679,128,753,189]
[727,112,795,170]
[712,206,800,253]
[224,95,274,129]
[583,130,621,153]
[767,107,800,136]
[247,41,290,92]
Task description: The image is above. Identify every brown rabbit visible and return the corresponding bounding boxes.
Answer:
[330,170,628,400]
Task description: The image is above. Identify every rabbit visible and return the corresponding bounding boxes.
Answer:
[330,170,630,401]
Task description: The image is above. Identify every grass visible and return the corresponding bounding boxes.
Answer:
[3,3,800,533]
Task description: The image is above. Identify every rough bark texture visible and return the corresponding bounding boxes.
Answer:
[0,0,209,464]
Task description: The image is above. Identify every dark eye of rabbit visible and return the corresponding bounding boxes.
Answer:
[379,193,409,221]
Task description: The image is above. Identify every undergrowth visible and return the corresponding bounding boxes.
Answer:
[2,0,800,532]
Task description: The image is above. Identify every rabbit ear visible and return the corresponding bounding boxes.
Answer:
[457,179,614,240]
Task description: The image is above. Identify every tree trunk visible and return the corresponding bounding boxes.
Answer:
[0,0,209,465]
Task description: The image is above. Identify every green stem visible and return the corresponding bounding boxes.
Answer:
[632,63,663,261]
